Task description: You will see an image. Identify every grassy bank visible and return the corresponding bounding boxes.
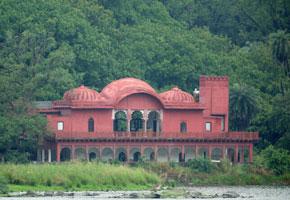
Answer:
[141,159,290,186]
[0,159,289,194]
[0,162,160,192]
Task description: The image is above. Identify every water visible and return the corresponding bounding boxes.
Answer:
[1,186,289,200]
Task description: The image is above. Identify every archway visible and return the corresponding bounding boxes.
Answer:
[114,111,127,131]
[130,111,143,132]
[89,152,96,161]
[185,146,195,162]
[88,148,100,161]
[144,147,154,161]
[60,147,71,161]
[133,152,141,162]
[157,147,168,162]
[116,147,127,162]
[75,148,86,160]
[118,152,127,162]
[198,148,208,159]
[147,111,160,132]
[170,147,181,162]
[101,147,113,161]
[211,148,222,161]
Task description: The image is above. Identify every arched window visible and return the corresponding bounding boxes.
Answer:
[130,111,143,132]
[180,122,187,133]
[114,111,127,131]
[88,118,94,132]
[147,111,161,132]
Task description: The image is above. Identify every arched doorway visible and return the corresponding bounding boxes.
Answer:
[144,147,154,161]
[114,111,127,131]
[116,147,127,162]
[130,111,143,132]
[75,148,86,161]
[60,147,71,161]
[170,147,181,162]
[147,111,160,132]
[88,148,100,161]
[211,148,222,161]
[133,152,141,162]
[198,148,208,159]
[118,152,127,162]
[101,147,113,161]
[157,147,168,162]
[89,152,96,161]
[185,146,195,162]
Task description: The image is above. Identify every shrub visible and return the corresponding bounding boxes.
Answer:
[185,158,216,173]
[0,175,8,194]
[260,145,290,175]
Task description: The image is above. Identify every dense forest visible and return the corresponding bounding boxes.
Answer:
[0,0,289,162]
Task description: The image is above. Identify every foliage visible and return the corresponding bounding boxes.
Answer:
[185,158,216,173]
[0,162,160,190]
[260,145,290,175]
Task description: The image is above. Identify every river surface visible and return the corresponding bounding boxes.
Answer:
[1,186,290,200]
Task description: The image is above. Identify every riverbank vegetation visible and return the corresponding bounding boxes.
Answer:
[0,157,289,194]
[0,162,160,193]
[0,145,289,194]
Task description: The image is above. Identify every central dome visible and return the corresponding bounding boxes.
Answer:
[63,85,99,102]
[160,87,195,104]
[101,77,158,103]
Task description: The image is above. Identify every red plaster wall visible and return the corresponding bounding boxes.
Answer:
[162,110,204,133]
[47,109,113,133]
[116,93,162,109]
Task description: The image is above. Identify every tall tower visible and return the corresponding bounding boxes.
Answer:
[199,76,229,132]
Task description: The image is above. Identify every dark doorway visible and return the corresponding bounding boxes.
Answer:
[150,152,155,161]
[89,152,96,161]
[133,152,141,162]
[227,148,235,162]
[179,152,183,162]
[60,148,71,161]
[118,152,127,162]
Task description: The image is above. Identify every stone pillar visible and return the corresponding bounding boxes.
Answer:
[144,110,148,133]
[208,146,212,160]
[48,149,51,163]
[72,145,75,160]
[181,145,185,162]
[41,149,45,162]
[249,143,253,163]
[127,109,131,132]
[56,144,60,162]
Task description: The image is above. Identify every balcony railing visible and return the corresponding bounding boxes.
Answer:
[55,131,259,141]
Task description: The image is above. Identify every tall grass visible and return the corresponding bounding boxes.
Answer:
[0,162,160,191]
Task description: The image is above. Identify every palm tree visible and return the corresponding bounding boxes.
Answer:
[229,84,258,131]
[270,30,290,77]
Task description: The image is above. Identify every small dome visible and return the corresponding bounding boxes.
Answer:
[63,85,99,102]
[160,87,195,104]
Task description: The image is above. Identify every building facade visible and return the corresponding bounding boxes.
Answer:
[38,76,258,163]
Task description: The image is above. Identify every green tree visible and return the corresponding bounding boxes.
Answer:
[229,84,258,131]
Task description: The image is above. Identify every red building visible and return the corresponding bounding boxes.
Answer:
[37,76,258,163]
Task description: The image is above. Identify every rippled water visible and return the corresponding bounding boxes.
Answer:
[1,186,290,200]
